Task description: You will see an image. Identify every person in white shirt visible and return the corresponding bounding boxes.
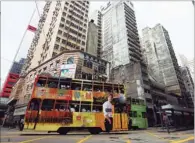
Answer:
[103,94,113,132]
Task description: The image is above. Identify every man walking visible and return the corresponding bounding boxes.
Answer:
[163,112,170,134]
[103,95,113,133]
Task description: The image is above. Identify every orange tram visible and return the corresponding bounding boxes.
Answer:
[23,75,130,134]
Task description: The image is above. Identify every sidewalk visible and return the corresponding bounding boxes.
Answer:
[158,127,194,133]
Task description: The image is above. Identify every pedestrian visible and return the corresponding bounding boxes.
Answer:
[19,119,24,131]
[103,94,113,133]
[163,112,170,134]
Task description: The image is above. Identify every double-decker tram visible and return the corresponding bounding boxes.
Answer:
[126,98,148,129]
[23,75,129,134]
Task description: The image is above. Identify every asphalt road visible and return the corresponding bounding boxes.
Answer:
[1,128,194,143]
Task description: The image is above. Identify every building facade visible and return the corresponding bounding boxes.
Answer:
[101,1,141,68]
[89,10,103,57]
[86,20,98,57]
[180,66,194,108]
[9,50,110,120]
[179,54,194,83]
[10,58,26,74]
[21,1,90,75]
[142,24,186,97]
[0,58,25,98]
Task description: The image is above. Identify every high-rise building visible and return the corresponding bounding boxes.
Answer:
[10,58,26,74]
[142,24,186,97]
[179,54,194,83]
[89,10,103,57]
[0,58,25,98]
[86,20,98,57]
[180,66,194,108]
[101,1,142,68]
[21,1,90,75]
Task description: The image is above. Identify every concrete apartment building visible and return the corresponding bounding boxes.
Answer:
[6,50,109,122]
[21,1,90,76]
[101,1,151,105]
[89,10,103,58]
[0,58,26,98]
[142,24,186,98]
[179,54,194,83]
[101,1,142,68]
[86,20,98,57]
[180,66,194,108]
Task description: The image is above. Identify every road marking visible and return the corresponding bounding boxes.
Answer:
[1,135,18,138]
[145,131,173,142]
[76,135,92,143]
[122,135,131,143]
[145,131,160,138]
[19,136,56,143]
[170,136,194,143]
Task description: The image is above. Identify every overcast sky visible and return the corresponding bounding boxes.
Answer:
[1,1,194,86]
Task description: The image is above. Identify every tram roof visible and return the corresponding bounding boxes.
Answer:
[37,75,124,85]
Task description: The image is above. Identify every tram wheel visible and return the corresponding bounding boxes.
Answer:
[88,128,102,134]
[58,128,70,135]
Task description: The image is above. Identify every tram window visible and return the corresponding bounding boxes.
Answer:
[140,100,144,105]
[36,79,47,87]
[142,112,147,118]
[41,99,55,111]
[93,83,103,91]
[114,85,119,93]
[81,101,91,112]
[48,79,58,88]
[71,81,81,90]
[59,81,71,89]
[119,86,124,93]
[69,101,80,112]
[28,98,41,110]
[83,81,92,91]
[130,111,137,117]
[135,99,140,105]
[92,103,102,112]
[55,100,69,111]
[104,84,113,92]
[132,99,136,104]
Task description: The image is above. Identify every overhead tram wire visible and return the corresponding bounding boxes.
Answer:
[2,8,36,87]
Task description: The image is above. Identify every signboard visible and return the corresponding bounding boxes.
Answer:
[60,64,76,78]
[0,97,9,104]
[14,106,27,116]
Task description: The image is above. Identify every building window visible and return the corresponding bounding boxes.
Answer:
[58,30,62,35]
[61,17,65,22]
[54,44,59,50]
[62,39,66,44]
[62,12,66,16]
[56,37,61,43]
[60,23,64,28]
[52,52,57,57]
[43,67,47,71]
[82,41,85,46]
[60,46,65,51]
[67,57,74,64]
[50,63,54,69]
[56,60,60,68]
[84,60,93,69]
[64,6,67,11]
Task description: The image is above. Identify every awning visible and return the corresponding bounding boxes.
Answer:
[13,106,27,116]
[7,97,17,105]
[161,104,194,113]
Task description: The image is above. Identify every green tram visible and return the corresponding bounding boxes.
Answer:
[127,98,148,129]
